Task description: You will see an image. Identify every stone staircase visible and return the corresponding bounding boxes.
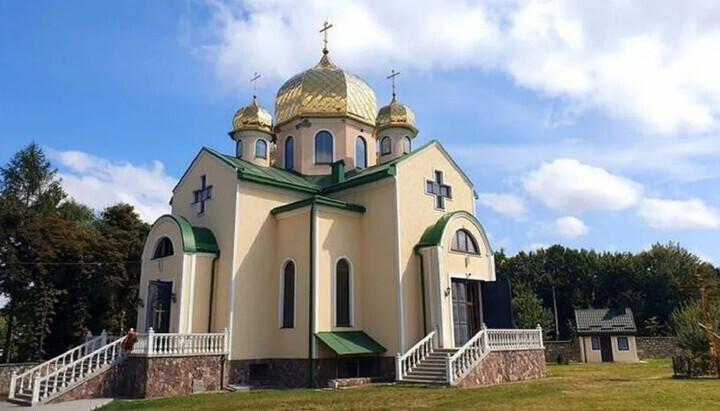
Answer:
[401,348,457,385]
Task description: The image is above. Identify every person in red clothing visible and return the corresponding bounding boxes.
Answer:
[121,328,138,352]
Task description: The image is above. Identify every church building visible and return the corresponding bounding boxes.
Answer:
[137,26,544,388]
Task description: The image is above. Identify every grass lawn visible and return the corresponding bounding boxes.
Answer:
[100,359,720,410]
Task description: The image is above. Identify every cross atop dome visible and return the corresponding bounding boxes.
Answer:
[387,69,400,100]
[319,20,333,54]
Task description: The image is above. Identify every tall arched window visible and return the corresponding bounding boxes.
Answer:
[152,237,174,259]
[315,131,333,164]
[284,137,295,170]
[402,136,411,154]
[280,260,295,328]
[451,229,479,254]
[255,139,268,159]
[355,136,367,169]
[236,140,243,158]
[335,258,352,327]
[380,136,392,156]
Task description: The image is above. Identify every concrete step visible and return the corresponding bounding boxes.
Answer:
[401,376,448,385]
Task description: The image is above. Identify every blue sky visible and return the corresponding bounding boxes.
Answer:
[2,1,720,263]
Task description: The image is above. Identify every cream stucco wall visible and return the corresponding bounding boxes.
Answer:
[395,145,479,351]
[316,208,363,337]
[232,182,308,359]
[330,179,400,355]
[171,150,239,335]
[138,218,189,333]
[275,117,376,174]
[579,335,639,363]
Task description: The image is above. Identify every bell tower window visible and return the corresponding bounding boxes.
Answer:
[355,136,367,169]
[402,136,411,154]
[285,137,295,170]
[315,131,333,164]
[380,136,392,156]
[255,139,268,159]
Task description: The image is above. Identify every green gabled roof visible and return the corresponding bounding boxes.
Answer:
[270,195,366,215]
[315,331,386,356]
[188,140,473,199]
[154,215,219,255]
[415,210,487,251]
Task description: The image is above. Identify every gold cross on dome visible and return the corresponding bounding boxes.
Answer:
[387,69,400,98]
[319,20,333,53]
[250,72,261,98]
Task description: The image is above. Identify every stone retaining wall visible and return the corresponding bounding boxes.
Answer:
[544,340,580,363]
[455,349,546,388]
[636,337,680,359]
[49,355,226,404]
[542,337,679,363]
[230,357,395,388]
[0,363,39,395]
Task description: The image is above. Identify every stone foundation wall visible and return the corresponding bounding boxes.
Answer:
[544,340,580,363]
[49,354,226,404]
[636,337,679,359]
[230,357,395,388]
[0,363,39,395]
[455,349,546,388]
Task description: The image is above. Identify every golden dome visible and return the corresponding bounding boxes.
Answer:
[376,97,418,136]
[232,96,273,134]
[274,54,377,128]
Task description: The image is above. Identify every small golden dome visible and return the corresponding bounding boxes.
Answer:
[274,54,377,128]
[232,97,273,134]
[376,97,418,136]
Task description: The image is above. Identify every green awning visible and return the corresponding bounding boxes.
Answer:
[315,331,386,356]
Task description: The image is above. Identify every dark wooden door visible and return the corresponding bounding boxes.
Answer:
[600,335,614,362]
[146,280,172,333]
[452,279,484,346]
[452,280,470,346]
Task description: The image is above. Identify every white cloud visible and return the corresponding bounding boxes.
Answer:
[638,198,720,230]
[195,0,720,134]
[552,216,588,239]
[50,150,176,223]
[522,158,642,213]
[476,193,527,220]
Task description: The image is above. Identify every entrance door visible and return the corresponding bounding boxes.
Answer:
[146,280,172,332]
[451,279,483,346]
[600,335,614,362]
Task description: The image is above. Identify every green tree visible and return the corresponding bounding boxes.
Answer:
[511,282,554,338]
[671,300,720,355]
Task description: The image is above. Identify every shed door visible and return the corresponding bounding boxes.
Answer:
[600,336,614,362]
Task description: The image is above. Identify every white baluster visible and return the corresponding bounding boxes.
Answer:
[147,327,155,356]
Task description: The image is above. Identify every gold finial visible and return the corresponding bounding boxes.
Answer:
[387,69,400,100]
[319,20,333,54]
[250,72,261,103]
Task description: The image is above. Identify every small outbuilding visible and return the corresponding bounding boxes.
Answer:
[574,308,639,363]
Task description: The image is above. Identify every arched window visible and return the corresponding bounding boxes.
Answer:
[152,237,174,259]
[451,229,479,254]
[335,258,352,327]
[402,136,411,154]
[381,136,392,156]
[315,131,333,164]
[255,139,268,159]
[280,260,295,328]
[285,137,295,170]
[236,140,243,158]
[355,136,367,169]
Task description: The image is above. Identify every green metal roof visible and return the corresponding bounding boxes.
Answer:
[416,210,479,250]
[154,215,219,255]
[315,331,386,356]
[575,308,637,335]
[197,140,466,196]
[271,195,366,215]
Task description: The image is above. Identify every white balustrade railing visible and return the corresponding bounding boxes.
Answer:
[487,327,544,351]
[446,325,544,385]
[31,336,127,404]
[8,331,108,401]
[130,328,229,357]
[396,329,437,381]
[446,327,489,384]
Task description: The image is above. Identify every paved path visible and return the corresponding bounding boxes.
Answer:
[0,398,113,410]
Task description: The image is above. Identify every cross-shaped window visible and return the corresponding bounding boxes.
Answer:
[192,175,213,214]
[426,170,452,209]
